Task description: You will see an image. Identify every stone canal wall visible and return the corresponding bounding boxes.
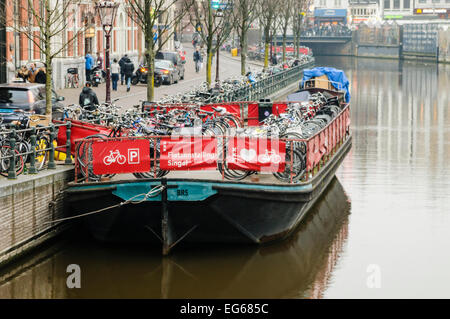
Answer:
[0,166,74,268]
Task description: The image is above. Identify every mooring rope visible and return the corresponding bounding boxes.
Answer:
[42,184,166,225]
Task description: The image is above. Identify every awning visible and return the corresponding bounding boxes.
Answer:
[314,9,347,17]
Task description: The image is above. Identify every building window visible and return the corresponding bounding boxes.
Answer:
[320,0,326,6]
[418,0,426,2]
[394,0,400,8]
[384,0,390,9]
[431,0,440,3]
[403,0,410,8]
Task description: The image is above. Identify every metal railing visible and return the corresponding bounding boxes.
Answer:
[0,122,72,179]
[74,105,351,185]
[219,60,315,103]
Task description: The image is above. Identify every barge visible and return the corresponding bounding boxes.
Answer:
[63,68,352,255]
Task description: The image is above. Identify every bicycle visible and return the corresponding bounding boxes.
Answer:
[66,68,80,88]
[103,150,126,165]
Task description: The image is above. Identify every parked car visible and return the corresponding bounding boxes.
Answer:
[0,83,65,123]
[154,60,180,85]
[131,64,162,87]
[155,51,185,80]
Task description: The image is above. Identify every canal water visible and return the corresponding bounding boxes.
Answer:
[0,56,449,298]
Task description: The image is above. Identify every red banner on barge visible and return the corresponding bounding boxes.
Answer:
[92,139,151,175]
[160,137,218,170]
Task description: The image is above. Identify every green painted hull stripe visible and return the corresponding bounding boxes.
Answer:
[70,180,312,202]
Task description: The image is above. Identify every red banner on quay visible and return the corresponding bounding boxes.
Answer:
[57,120,112,154]
[92,139,151,175]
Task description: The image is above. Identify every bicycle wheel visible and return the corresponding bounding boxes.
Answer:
[0,146,24,177]
[217,141,250,181]
[273,149,305,183]
[134,141,168,179]
[75,134,111,181]
[16,141,30,164]
[35,135,49,170]
[222,114,242,129]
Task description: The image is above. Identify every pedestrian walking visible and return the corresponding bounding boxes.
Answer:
[85,52,94,81]
[111,58,120,91]
[123,57,134,92]
[272,54,278,65]
[118,54,128,85]
[193,47,203,73]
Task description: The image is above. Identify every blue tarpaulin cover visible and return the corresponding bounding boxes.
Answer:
[301,67,351,102]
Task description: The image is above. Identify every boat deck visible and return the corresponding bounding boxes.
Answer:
[97,170,304,186]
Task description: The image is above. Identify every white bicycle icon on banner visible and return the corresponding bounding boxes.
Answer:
[103,150,126,165]
[239,148,282,164]
[257,150,282,164]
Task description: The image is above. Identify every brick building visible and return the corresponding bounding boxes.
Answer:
[0,0,175,88]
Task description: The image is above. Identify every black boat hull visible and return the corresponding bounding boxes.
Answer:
[67,135,352,253]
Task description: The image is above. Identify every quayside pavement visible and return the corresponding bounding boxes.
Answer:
[56,44,264,109]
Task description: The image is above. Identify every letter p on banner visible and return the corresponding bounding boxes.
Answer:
[128,149,140,164]
[92,139,151,175]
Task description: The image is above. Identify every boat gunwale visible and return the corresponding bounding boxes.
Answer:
[67,99,351,193]
[66,135,352,196]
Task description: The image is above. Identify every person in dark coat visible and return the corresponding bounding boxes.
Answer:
[79,82,99,111]
[271,54,278,65]
[34,66,46,84]
[193,48,203,73]
[123,57,135,92]
[118,54,128,85]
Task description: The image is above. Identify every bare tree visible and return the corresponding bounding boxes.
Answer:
[126,0,193,102]
[1,0,85,117]
[188,0,233,87]
[278,0,293,62]
[292,0,307,58]
[231,0,257,75]
[257,0,279,69]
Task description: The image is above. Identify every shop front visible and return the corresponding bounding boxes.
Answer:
[314,9,347,25]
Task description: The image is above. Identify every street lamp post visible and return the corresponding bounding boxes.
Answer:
[95,1,119,104]
[214,9,223,83]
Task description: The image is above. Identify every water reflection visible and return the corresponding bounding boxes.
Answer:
[315,56,450,298]
[2,56,448,298]
[0,178,350,299]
